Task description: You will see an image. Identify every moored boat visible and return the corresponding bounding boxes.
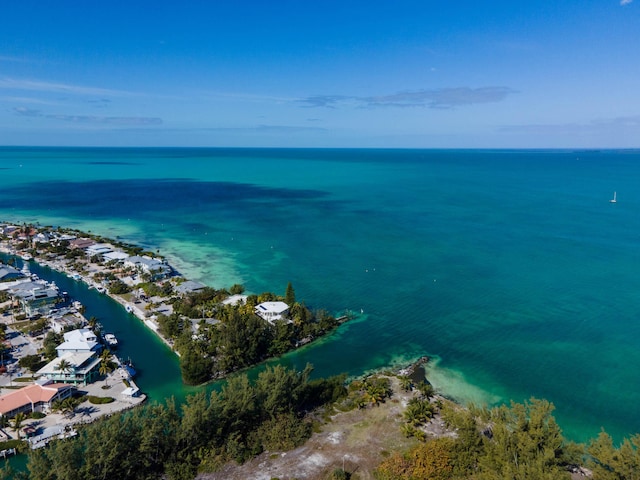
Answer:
[104,333,119,348]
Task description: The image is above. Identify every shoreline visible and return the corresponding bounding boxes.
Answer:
[0,222,356,386]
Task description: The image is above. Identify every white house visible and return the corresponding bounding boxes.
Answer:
[37,351,102,385]
[103,251,129,263]
[124,256,172,280]
[255,301,290,324]
[56,328,101,356]
[7,280,59,317]
[86,243,114,258]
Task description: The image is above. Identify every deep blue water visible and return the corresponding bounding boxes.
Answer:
[2,147,640,443]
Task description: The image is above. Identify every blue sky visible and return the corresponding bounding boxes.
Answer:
[1,1,638,148]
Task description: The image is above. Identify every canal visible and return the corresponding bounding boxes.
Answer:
[1,254,197,405]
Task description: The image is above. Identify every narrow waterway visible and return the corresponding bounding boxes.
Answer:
[1,254,197,405]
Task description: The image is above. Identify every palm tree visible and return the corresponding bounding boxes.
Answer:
[55,359,73,381]
[11,412,26,439]
[398,375,413,392]
[87,316,99,330]
[417,381,435,400]
[404,397,435,426]
[99,358,113,386]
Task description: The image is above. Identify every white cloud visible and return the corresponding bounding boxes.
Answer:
[0,77,136,97]
[621,0,632,5]
[299,87,517,109]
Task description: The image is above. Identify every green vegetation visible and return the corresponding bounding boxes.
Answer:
[108,279,132,295]
[24,365,347,480]
[88,396,115,404]
[376,398,584,480]
[18,354,45,373]
[159,283,340,385]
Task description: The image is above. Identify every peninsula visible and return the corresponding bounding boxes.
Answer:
[0,222,349,386]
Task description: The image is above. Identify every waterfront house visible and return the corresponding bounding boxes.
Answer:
[0,380,75,419]
[124,255,172,280]
[86,243,114,258]
[7,281,59,317]
[68,238,96,250]
[36,351,101,385]
[255,301,290,324]
[175,280,207,295]
[102,251,129,263]
[222,294,248,306]
[49,311,84,334]
[0,265,24,283]
[32,232,52,245]
[56,328,101,356]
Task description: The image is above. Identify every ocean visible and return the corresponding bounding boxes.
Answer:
[1,147,639,443]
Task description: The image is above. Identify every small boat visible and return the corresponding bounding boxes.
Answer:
[103,333,118,348]
[610,191,617,203]
[125,305,133,313]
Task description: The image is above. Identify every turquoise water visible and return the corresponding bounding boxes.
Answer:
[1,147,639,443]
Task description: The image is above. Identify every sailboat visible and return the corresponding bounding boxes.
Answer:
[610,191,617,203]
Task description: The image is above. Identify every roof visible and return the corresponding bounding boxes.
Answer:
[86,244,114,256]
[0,265,24,281]
[38,351,99,375]
[175,280,207,295]
[63,328,97,343]
[0,382,75,416]
[69,238,96,249]
[223,294,248,306]
[103,251,129,262]
[256,301,289,314]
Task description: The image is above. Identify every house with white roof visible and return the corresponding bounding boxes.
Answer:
[32,232,52,244]
[103,251,129,263]
[0,265,25,283]
[86,243,114,258]
[124,255,172,280]
[7,280,59,317]
[37,351,102,385]
[56,328,101,356]
[175,280,207,295]
[255,301,290,324]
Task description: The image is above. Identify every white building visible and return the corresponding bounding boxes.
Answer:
[255,301,290,324]
[56,328,101,356]
[124,256,172,280]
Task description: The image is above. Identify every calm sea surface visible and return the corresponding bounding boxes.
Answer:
[1,147,639,443]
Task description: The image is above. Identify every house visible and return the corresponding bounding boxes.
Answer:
[102,251,129,263]
[255,301,290,324]
[0,380,75,418]
[56,328,101,356]
[7,281,59,317]
[222,294,247,306]
[49,312,84,334]
[124,255,172,280]
[68,238,96,250]
[175,280,207,295]
[86,243,114,258]
[32,232,52,245]
[0,265,25,283]
[36,351,102,385]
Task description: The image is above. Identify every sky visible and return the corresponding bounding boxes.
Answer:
[1,1,639,148]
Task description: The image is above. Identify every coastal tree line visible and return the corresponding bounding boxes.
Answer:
[6,364,347,480]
